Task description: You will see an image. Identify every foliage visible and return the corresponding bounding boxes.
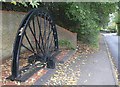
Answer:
[1,0,41,8]
[118,25,120,36]
[58,40,75,50]
[10,2,117,46]
[117,1,120,36]
[1,2,118,46]
[110,12,118,23]
[53,2,116,46]
[44,2,117,46]
[117,17,120,36]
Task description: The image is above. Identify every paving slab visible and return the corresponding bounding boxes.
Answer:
[77,35,117,85]
[33,50,76,85]
[33,35,117,85]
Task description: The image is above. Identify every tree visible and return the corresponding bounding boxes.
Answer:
[56,2,117,46]
[117,1,120,36]
[2,1,118,46]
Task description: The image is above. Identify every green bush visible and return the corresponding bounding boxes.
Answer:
[2,2,116,47]
[9,0,40,8]
[117,24,120,36]
[58,40,75,50]
[117,6,120,36]
[58,2,116,47]
[64,3,100,47]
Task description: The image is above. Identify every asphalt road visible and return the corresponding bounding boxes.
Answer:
[103,33,120,74]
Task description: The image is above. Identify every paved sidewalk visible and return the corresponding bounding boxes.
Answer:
[32,35,118,85]
[77,35,117,85]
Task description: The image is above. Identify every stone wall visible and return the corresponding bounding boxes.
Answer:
[0,10,77,60]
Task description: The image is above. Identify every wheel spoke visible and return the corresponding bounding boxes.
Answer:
[46,29,52,51]
[46,18,54,53]
[36,16,42,44]
[46,20,52,41]
[28,24,35,39]
[28,24,44,55]
[44,15,52,52]
[48,35,54,51]
[43,14,47,48]
[21,43,34,53]
[32,17,39,53]
[37,14,46,53]
[24,32,35,52]
[36,16,44,48]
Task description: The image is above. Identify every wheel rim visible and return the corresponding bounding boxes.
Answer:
[11,8,59,79]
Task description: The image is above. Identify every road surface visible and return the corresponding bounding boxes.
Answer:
[103,33,120,76]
